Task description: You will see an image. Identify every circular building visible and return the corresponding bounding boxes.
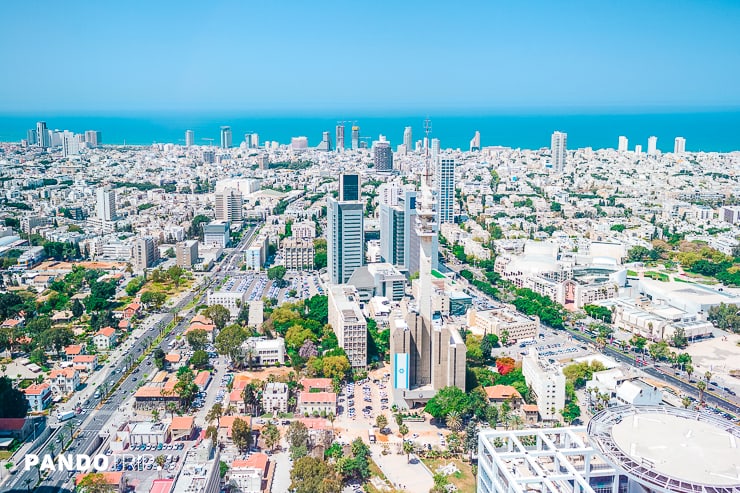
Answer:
[587,405,740,493]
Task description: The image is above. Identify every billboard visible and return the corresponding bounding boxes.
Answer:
[394,353,409,390]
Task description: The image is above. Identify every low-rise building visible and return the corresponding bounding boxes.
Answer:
[176,239,199,268]
[93,326,118,350]
[24,383,52,412]
[49,368,80,396]
[467,307,539,342]
[230,453,269,493]
[72,354,99,372]
[207,290,246,319]
[282,238,314,270]
[483,385,523,409]
[262,382,289,414]
[297,391,337,416]
[129,421,171,445]
[170,416,195,441]
[241,337,286,366]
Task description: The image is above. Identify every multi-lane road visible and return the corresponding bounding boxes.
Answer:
[6,225,260,493]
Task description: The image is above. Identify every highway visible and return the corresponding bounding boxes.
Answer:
[6,225,259,493]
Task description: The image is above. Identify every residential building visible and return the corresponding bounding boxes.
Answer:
[674,136,686,154]
[436,157,455,224]
[185,130,194,147]
[49,368,80,396]
[129,421,171,445]
[72,354,99,372]
[521,349,565,421]
[551,131,567,172]
[373,140,393,171]
[483,385,522,408]
[328,284,367,370]
[618,135,628,152]
[220,126,232,148]
[351,125,360,150]
[262,382,289,414]
[335,124,345,152]
[133,236,158,271]
[469,130,481,151]
[379,202,405,266]
[403,126,412,150]
[96,188,116,221]
[230,454,269,493]
[317,131,332,151]
[94,326,118,350]
[17,246,45,269]
[24,383,52,412]
[204,220,230,248]
[176,240,199,268]
[36,121,49,148]
[215,188,243,222]
[282,238,314,270]
[171,438,221,493]
[647,135,658,155]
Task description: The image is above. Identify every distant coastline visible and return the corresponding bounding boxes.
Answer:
[1,111,739,152]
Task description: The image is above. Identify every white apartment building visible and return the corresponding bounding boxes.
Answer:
[96,187,116,221]
[292,221,316,239]
[328,284,367,370]
[176,240,199,268]
[522,349,565,421]
[215,188,243,222]
[282,238,314,270]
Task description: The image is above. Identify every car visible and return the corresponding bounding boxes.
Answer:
[132,377,138,381]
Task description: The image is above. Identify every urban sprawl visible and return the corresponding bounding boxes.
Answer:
[0,122,738,493]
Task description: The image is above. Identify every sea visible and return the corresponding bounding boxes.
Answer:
[0,112,739,153]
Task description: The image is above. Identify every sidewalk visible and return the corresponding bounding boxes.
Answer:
[371,445,433,491]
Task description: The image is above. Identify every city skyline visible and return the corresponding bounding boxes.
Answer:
[0,1,739,113]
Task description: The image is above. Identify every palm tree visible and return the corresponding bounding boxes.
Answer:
[398,423,409,442]
[697,380,707,404]
[206,403,223,424]
[151,409,160,422]
[681,396,692,409]
[166,402,177,420]
[402,440,414,463]
[327,412,335,433]
[509,414,524,430]
[155,454,166,478]
[704,371,712,383]
[24,478,32,493]
[446,411,462,432]
[686,363,694,381]
[225,404,236,416]
[65,421,75,443]
[205,425,219,446]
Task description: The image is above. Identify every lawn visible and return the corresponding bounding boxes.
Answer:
[422,458,476,493]
[626,269,638,277]
[644,271,669,282]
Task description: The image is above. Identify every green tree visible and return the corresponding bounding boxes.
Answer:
[463,421,479,459]
[206,403,223,424]
[186,329,209,351]
[322,355,350,380]
[71,298,84,318]
[204,304,231,331]
[263,421,281,452]
[562,361,606,389]
[446,410,462,432]
[671,327,688,349]
[173,366,199,408]
[189,350,210,369]
[267,265,287,282]
[167,265,185,287]
[0,376,28,418]
[375,414,388,430]
[286,421,310,460]
[76,472,114,493]
[215,323,249,365]
[425,386,470,421]
[290,456,341,493]
[153,348,166,370]
[219,460,228,478]
[231,417,253,453]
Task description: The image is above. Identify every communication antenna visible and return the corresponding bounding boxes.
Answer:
[423,116,433,186]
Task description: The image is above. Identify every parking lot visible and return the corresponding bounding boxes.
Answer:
[220,271,323,306]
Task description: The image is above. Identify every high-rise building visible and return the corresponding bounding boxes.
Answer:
[618,135,628,152]
[436,157,455,224]
[635,144,643,156]
[250,133,259,148]
[328,174,364,284]
[647,136,658,155]
[185,130,194,147]
[403,126,412,151]
[373,140,393,171]
[674,136,686,154]
[220,126,232,148]
[339,173,360,201]
[133,236,159,272]
[203,220,230,248]
[336,124,345,152]
[203,150,215,164]
[291,136,309,150]
[551,131,567,172]
[62,131,79,157]
[317,131,332,151]
[84,130,102,147]
[36,121,49,148]
[379,202,405,266]
[96,188,116,221]
[430,138,440,164]
[26,129,37,146]
[176,240,199,268]
[328,284,367,370]
[351,126,360,150]
[215,188,243,222]
[469,130,481,151]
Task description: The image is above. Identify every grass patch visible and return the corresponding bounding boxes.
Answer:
[365,458,392,493]
[644,271,669,282]
[626,269,638,277]
[422,458,476,493]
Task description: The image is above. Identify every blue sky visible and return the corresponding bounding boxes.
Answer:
[1,0,739,114]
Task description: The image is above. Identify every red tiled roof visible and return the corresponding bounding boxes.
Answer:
[65,344,83,355]
[0,418,27,431]
[171,416,194,430]
[299,378,332,391]
[97,327,115,337]
[24,383,50,396]
[299,391,336,404]
[233,452,268,473]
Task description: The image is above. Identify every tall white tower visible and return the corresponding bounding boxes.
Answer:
[618,136,628,152]
[436,157,455,224]
[185,130,194,147]
[551,131,567,172]
[674,137,686,154]
[647,136,658,155]
[403,126,413,151]
[96,188,116,222]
